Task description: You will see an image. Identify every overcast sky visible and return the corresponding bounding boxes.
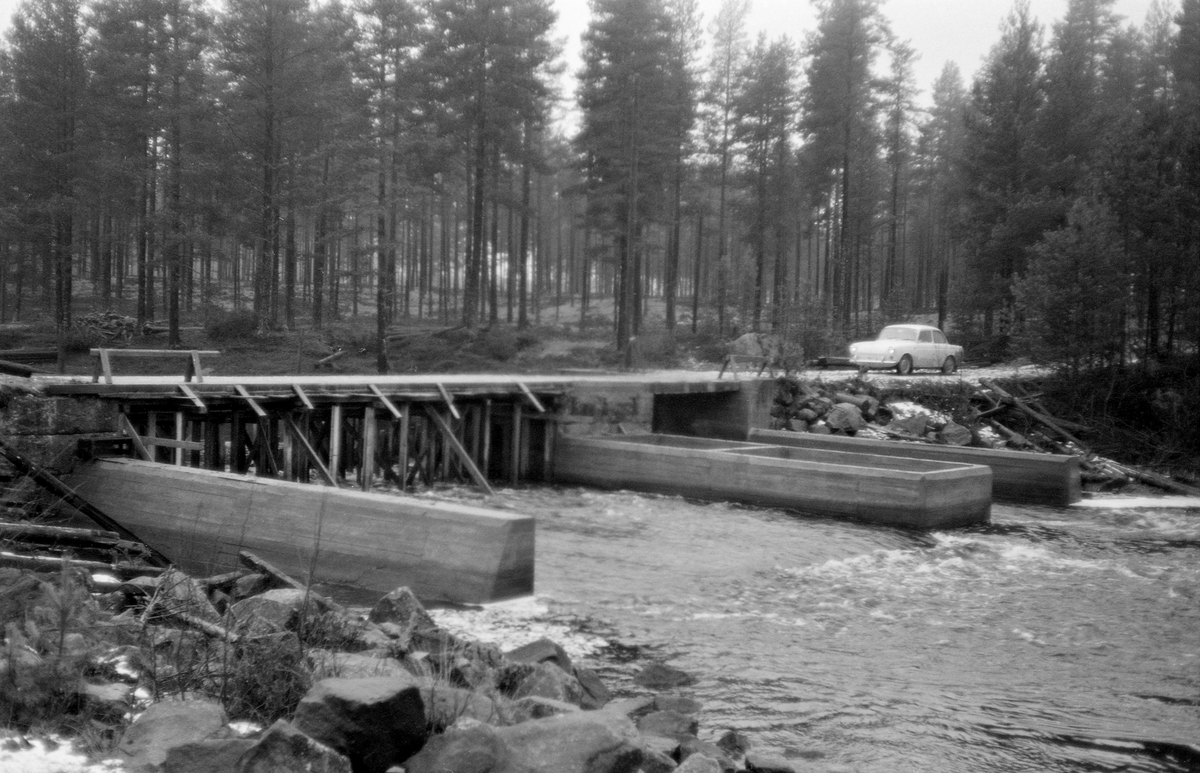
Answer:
[0,0,1167,106]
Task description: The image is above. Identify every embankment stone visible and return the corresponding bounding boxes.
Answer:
[117,699,229,773]
[634,663,696,690]
[291,678,426,773]
[237,720,351,773]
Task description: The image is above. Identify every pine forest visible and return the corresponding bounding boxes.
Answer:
[1,0,1198,372]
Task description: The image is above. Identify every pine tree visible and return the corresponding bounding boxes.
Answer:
[5,0,89,333]
[960,1,1048,339]
[576,0,677,348]
[732,34,795,331]
[1014,199,1126,372]
[702,0,749,335]
[422,0,558,330]
[800,0,889,332]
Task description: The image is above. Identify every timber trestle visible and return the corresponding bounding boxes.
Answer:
[70,381,561,493]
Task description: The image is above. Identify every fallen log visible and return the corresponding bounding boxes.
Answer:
[981,379,1092,453]
[0,438,171,567]
[0,522,152,555]
[1099,460,1200,497]
[0,550,165,578]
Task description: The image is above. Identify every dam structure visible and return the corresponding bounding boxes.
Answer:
[5,366,1004,602]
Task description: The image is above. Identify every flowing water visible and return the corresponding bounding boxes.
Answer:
[427,486,1200,773]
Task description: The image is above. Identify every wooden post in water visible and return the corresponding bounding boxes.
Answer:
[362,405,377,491]
[329,405,343,484]
[510,402,522,486]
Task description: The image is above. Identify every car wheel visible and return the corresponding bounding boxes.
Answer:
[896,355,913,375]
[941,356,957,375]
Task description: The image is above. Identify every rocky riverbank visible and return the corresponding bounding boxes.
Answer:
[0,559,795,773]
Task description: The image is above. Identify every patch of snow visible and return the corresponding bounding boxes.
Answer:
[430,596,608,661]
[0,736,124,773]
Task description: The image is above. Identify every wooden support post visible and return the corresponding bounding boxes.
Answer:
[178,384,206,413]
[190,418,203,467]
[423,405,494,494]
[329,405,343,483]
[482,399,492,477]
[511,402,523,486]
[397,403,410,491]
[517,382,546,413]
[146,412,158,463]
[234,385,267,418]
[118,413,153,461]
[282,416,339,487]
[368,384,402,419]
[296,412,311,483]
[281,415,296,480]
[361,406,377,491]
[204,415,221,470]
[231,413,249,473]
[174,412,185,466]
[436,383,461,420]
[292,384,314,411]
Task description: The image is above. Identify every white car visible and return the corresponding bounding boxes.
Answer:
[848,324,963,375]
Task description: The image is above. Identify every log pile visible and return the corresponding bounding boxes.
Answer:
[770,375,1200,496]
[73,311,140,343]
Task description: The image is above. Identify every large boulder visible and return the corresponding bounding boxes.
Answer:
[422,683,511,730]
[679,739,736,773]
[633,663,696,691]
[574,665,610,709]
[162,739,256,773]
[511,661,586,706]
[368,587,437,632]
[824,403,867,433]
[151,569,222,624]
[403,722,509,773]
[407,711,643,773]
[676,755,722,773]
[227,596,297,636]
[504,637,572,673]
[117,699,229,773]
[237,720,351,773]
[889,414,928,437]
[498,711,643,773]
[291,678,427,773]
[937,421,973,446]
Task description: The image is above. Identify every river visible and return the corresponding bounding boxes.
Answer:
[427,486,1200,773]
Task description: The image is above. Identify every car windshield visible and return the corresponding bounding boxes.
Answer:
[876,327,918,342]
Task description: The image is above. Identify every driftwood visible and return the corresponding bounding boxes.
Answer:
[0,551,164,578]
[0,437,171,567]
[981,379,1091,453]
[980,378,1200,496]
[0,522,152,556]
